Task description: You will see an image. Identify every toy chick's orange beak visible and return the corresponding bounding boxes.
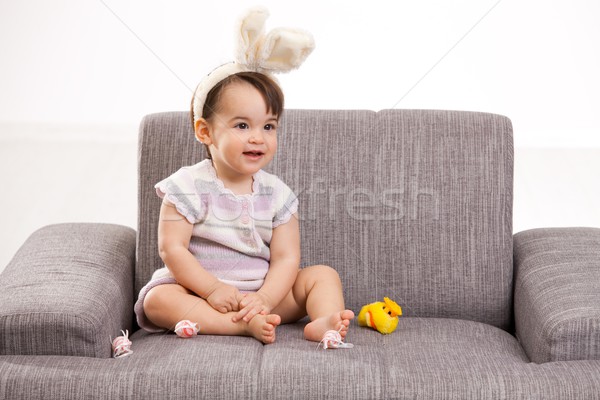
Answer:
[383,297,402,317]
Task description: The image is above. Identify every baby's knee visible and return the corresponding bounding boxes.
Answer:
[143,286,166,315]
[305,264,341,282]
[143,284,179,316]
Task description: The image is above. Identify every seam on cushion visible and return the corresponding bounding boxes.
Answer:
[1,311,106,331]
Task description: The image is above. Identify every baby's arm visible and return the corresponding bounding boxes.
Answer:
[158,200,242,313]
[233,214,301,322]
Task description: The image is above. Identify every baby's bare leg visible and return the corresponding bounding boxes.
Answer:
[271,265,354,342]
[144,284,280,343]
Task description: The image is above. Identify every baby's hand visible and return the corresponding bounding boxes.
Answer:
[206,282,242,313]
[232,292,272,323]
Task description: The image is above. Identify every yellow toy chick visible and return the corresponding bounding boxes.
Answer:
[357,297,402,334]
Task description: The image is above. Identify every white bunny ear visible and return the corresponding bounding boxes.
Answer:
[193,7,315,123]
[236,6,269,66]
[257,28,315,72]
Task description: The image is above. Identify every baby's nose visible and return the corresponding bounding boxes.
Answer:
[249,129,265,143]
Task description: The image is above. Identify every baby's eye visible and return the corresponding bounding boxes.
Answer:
[235,122,249,130]
[264,124,277,131]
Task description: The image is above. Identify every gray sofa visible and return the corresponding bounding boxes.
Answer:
[2,109,600,399]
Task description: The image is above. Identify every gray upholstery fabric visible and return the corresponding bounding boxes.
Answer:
[2,320,600,399]
[259,318,529,399]
[4,109,600,399]
[0,223,136,358]
[514,227,600,363]
[0,331,263,399]
[137,110,514,330]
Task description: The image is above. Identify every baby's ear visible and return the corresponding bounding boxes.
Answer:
[237,6,269,66]
[258,28,315,72]
[194,119,212,144]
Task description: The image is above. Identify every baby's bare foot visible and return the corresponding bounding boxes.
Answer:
[247,314,281,344]
[304,310,355,342]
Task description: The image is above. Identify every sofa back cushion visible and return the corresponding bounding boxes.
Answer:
[137,109,514,330]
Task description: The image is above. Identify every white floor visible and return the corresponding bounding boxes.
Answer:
[1,136,599,273]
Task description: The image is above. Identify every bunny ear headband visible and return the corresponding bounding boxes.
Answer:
[192,7,315,124]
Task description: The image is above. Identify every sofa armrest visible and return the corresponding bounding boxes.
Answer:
[0,223,136,358]
[514,227,600,363]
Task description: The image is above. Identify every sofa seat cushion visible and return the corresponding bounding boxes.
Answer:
[3,319,600,399]
[260,317,529,399]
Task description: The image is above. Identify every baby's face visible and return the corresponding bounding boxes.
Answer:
[205,81,278,182]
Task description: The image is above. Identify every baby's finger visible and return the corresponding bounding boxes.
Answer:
[237,297,248,310]
[243,305,266,322]
[242,309,258,322]
[232,306,250,322]
[236,292,246,306]
[221,299,237,314]
[217,305,228,313]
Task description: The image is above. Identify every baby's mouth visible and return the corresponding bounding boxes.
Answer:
[243,151,264,157]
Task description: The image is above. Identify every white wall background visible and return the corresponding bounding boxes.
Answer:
[1,0,599,145]
[1,0,599,270]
